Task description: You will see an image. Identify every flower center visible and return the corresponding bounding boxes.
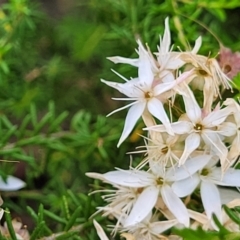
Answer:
[194,123,203,131]
[161,146,168,154]
[136,187,144,194]
[156,177,164,186]
[198,69,208,76]
[200,168,209,176]
[223,64,232,74]
[144,91,153,99]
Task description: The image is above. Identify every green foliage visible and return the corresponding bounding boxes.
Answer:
[173,207,240,240]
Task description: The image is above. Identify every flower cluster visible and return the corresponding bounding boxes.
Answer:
[87,18,240,239]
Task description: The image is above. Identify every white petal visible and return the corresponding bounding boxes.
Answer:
[212,168,240,187]
[200,181,222,222]
[85,172,105,181]
[203,106,234,127]
[101,78,142,98]
[107,56,139,67]
[218,188,240,205]
[188,209,208,225]
[182,86,201,123]
[154,70,194,96]
[0,175,26,191]
[161,17,171,54]
[104,170,153,187]
[144,124,167,132]
[217,122,237,137]
[124,186,159,227]
[153,81,176,96]
[224,98,240,126]
[93,220,109,240]
[191,36,202,54]
[137,40,154,87]
[150,219,179,234]
[0,209,3,221]
[147,98,173,135]
[202,132,227,166]
[161,184,189,227]
[172,174,200,197]
[227,134,240,163]
[167,154,211,181]
[179,133,201,165]
[118,102,146,147]
[171,121,192,134]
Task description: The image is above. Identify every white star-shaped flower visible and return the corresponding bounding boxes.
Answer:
[101,155,211,227]
[102,42,193,147]
[172,157,240,225]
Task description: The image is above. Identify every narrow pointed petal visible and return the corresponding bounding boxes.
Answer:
[210,168,240,187]
[0,175,26,191]
[172,174,200,197]
[191,36,202,54]
[171,121,192,134]
[202,132,228,166]
[147,99,173,135]
[227,133,240,164]
[161,17,171,54]
[217,122,237,137]
[153,81,176,96]
[167,155,211,181]
[107,56,139,67]
[200,181,222,222]
[218,188,240,205]
[145,121,192,134]
[101,78,142,98]
[104,170,153,187]
[161,185,189,227]
[188,209,208,225]
[137,40,154,87]
[154,70,194,96]
[86,172,105,181]
[175,69,195,85]
[203,107,233,127]
[151,219,179,234]
[124,186,159,227]
[93,220,109,240]
[224,98,240,125]
[118,102,146,147]
[144,124,167,132]
[179,133,201,165]
[182,86,201,123]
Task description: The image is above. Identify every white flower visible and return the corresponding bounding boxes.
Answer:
[86,172,140,231]
[189,198,240,232]
[101,155,211,227]
[180,53,232,112]
[121,213,179,240]
[222,98,240,170]
[148,86,235,166]
[172,157,240,225]
[108,18,202,78]
[102,46,193,147]
[132,132,182,170]
[0,175,26,191]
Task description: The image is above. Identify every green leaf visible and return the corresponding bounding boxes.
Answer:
[64,206,82,231]
[44,209,67,224]
[30,221,45,240]
[5,208,17,240]
[224,205,240,224]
